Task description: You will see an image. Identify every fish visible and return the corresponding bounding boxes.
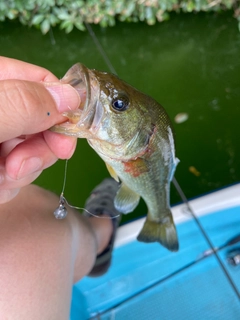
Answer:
[51,63,179,252]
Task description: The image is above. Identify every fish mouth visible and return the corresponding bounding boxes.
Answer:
[51,63,101,138]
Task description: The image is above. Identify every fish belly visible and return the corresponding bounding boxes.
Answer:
[109,156,179,252]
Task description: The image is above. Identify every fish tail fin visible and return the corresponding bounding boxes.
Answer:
[137,211,179,252]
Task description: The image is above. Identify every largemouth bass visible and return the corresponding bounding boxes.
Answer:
[52,63,179,252]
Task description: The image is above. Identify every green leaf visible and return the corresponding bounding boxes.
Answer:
[7,9,18,20]
[60,20,72,29]
[58,12,71,20]
[49,14,59,25]
[65,23,74,33]
[32,14,45,25]
[41,19,50,34]
[74,21,85,31]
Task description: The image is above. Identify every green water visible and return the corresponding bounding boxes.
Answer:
[0,12,240,222]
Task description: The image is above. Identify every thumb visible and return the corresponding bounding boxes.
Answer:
[0,79,80,143]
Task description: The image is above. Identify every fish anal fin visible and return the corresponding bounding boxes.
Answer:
[114,183,140,214]
[105,163,119,182]
[137,212,179,252]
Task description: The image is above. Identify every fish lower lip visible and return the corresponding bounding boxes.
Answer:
[51,63,101,137]
[60,63,90,112]
[61,65,100,129]
[51,63,90,134]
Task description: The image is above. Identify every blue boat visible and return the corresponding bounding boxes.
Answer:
[70,183,240,319]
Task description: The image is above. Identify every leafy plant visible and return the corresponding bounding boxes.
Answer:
[0,0,239,33]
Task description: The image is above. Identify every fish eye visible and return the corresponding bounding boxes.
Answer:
[112,96,129,112]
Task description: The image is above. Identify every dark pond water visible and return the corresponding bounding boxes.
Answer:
[0,12,240,222]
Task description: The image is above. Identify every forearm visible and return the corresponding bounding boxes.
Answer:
[0,185,95,319]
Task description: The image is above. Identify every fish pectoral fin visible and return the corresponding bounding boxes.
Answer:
[105,163,119,182]
[114,183,140,214]
[137,212,179,252]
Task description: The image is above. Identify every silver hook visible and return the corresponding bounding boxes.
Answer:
[53,159,120,220]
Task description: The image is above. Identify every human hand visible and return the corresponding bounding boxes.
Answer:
[0,57,80,204]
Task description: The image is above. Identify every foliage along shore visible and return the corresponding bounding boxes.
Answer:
[0,0,239,34]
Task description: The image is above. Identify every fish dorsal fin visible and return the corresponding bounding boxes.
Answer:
[114,183,140,214]
[105,163,119,182]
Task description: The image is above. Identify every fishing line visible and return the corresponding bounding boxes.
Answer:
[53,29,119,219]
[49,26,56,46]
[53,159,120,220]
[85,23,117,75]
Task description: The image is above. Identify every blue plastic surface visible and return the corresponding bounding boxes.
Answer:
[100,256,240,320]
[70,206,240,319]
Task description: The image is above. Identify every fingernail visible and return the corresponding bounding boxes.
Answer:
[45,83,81,113]
[17,157,43,179]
